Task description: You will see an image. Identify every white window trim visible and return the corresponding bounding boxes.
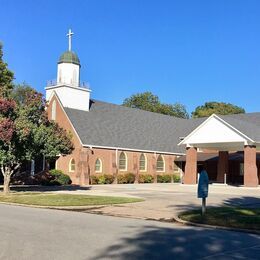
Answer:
[119,152,128,171]
[51,100,56,120]
[139,153,147,172]
[156,155,165,172]
[69,158,75,172]
[95,158,102,173]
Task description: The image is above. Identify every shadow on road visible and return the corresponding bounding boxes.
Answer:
[91,225,260,259]
[223,197,260,208]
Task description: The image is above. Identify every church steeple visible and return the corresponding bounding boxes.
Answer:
[57,29,80,87]
[46,30,91,112]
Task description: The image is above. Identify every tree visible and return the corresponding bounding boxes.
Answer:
[0,43,14,97]
[192,102,245,118]
[0,45,74,194]
[123,92,189,119]
[11,83,34,104]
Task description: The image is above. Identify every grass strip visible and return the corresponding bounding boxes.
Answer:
[179,206,260,231]
[0,192,143,206]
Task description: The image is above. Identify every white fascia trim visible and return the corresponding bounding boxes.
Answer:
[45,84,91,93]
[50,91,84,146]
[83,144,184,156]
[178,114,255,146]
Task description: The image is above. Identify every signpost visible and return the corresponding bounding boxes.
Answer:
[197,169,209,216]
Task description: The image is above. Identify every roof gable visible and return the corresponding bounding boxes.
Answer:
[179,114,254,147]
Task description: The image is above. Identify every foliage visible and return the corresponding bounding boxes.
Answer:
[46,169,72,186]
[91,174,115,185]
[117,173,135,184]
[192,102,245,118]
[157,174,172,183]
[172,174,181,183]
[138,174,154,183]
[0,44,74,193]
[123,92,189,119]
[11,83,35,105]
[90,175,99,185]
[0,43,14,98]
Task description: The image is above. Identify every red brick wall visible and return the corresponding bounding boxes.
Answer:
[46,95,178,185]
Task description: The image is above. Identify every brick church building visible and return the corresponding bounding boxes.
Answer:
[45,31,259,187]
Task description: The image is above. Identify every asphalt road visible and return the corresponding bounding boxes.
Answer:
[0,204,259,260]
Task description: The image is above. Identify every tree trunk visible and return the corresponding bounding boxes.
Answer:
[3,174,11,194]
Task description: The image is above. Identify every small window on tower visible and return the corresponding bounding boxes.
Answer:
[51,100,56,120]
[59,69,62,83]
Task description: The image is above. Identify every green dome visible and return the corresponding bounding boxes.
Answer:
[58,51,80,65]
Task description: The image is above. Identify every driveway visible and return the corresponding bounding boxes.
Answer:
[0,204,259,260]
[54,184,260,220]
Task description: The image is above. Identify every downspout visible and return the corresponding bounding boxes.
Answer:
[115,149,118,184]
[154,152,157,183]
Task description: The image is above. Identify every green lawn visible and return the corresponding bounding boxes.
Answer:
[0,192,143,206]
[179,207,260,231]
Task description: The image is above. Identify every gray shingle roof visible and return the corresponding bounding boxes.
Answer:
[63,100,260,154]
[219,113,260,142]
[64,100,203,154]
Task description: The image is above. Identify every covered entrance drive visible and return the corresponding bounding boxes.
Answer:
[179,114,260,187]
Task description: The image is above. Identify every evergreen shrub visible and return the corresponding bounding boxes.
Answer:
[139,174,154,183]
[117,173,135,184]
[157,174,172,183]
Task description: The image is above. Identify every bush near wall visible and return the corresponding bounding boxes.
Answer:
[90,174,115,185]
[157,174,172,183]
[117,173,135,184]
[172,174,181,183]
[41,170,72,186]
[139,174,154,183]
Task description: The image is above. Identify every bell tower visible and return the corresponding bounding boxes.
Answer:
[46,29,91,111]
[57,29,80,87]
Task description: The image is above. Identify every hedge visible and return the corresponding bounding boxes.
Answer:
[139,174,154,183]
[172,174,181,183]
[91,174,115,185]
[117,173,135,184]
[42,169,72,186]
[157,174,172,183]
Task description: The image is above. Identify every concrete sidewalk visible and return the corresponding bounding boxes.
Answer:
[54,184,260,221]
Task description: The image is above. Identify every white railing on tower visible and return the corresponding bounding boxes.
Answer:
[46,79,90,89]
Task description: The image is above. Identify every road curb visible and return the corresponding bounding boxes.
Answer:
[0,201,112,210]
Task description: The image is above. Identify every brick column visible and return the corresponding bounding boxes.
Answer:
[111,150,118,184]
[217,151,229,183]
[244,145,259,187]
[153,154,157,183]
[184,147,197,184]
[133,153,139,184]
[79,149,89,185]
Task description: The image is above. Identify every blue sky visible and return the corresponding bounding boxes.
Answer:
[1,0,260,114]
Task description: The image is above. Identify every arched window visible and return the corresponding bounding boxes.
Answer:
[69,158,75,172]
[156,155,165,172]
[51,100,56,120]
[139,153,147,171]
[119,152,127,171]
[95,158,102,173]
